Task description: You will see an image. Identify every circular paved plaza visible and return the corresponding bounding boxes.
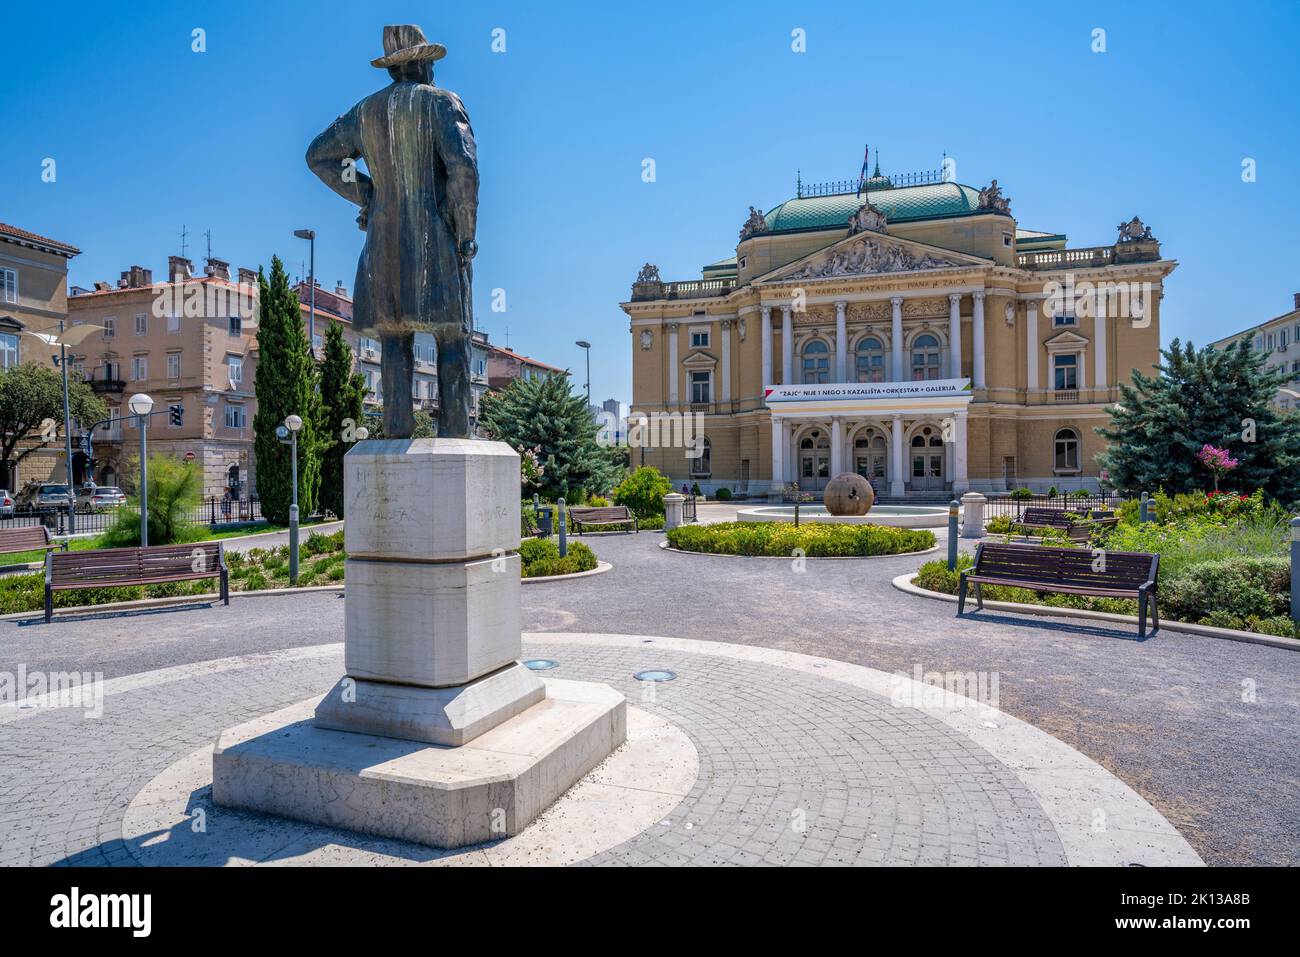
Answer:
[0,511,1296,866]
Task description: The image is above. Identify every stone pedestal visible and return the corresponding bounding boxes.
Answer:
[663,492,685,530]
[212,438,626,847]
[960,491,987,538]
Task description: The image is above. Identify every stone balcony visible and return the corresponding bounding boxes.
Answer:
[1016,238,1161,271]
[630,277,737,302]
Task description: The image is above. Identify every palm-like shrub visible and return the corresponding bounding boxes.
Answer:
[101,455,202,547]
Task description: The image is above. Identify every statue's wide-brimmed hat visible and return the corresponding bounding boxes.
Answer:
[371,24,446,68]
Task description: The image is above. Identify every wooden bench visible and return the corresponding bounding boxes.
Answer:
[958,541,1160,638]
[0,525,67,562]
[568,505,638,534]
[1013,507,1118,542]
[44,542,229,623]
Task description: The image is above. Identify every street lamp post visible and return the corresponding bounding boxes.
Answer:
[575,340,591,409]
[58,330,75,535]
[279,414,304,584]
[294,229,316,355]
[128,393,154,546]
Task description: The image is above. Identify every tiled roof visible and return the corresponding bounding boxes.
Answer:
[763,182,986,234]
[489,345,566,374]
[0,222,80,256]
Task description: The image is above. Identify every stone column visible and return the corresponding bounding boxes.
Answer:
[890,413,905,497]
[761,306,773,387]
[891,296,904,382]
[1025,299,1039,394]
[953,410,969,494]
[666,321,679,405]
[830,417,843,476]
[835,301,847,382]
[1093,290,1107,391]
[771,416,785,488]
[972,292,986,390]
[948,293,962,379]
[720,319,732,402]
[781,305,793,384]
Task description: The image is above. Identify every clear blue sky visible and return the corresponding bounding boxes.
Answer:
[5,0,1298,404]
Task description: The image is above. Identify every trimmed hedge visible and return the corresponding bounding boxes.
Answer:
[519,539,598,578]
[666,521,934,557]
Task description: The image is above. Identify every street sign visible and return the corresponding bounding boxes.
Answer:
[184,451,196,462]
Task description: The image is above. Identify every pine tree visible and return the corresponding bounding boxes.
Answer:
[253,256,323,524]
[316,319,366,518]
[1097,338,1300,503]
[478,373,623,500]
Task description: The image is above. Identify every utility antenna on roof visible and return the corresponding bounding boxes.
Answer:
[205,228,212,261]
[180,224,188,259]
[504,325,510,349]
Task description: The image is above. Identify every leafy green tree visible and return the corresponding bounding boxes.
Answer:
[1097,339,1300,503]
[316,320,366,518]
[253,256,323,524]
[478,373,622,500]
[100,455,202,547]
[612,466,672,518]
[0,362,107,479]
[367,408,436,439]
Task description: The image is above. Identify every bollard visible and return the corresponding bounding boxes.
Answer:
[947,500,959,571]
[1291,517,1299,626]
[960,492,986,539]
[1139,491,1150,524]
[663,492,686,531]
[557,497,567,557]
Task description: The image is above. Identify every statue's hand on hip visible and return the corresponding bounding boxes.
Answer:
[459,240,477,263]
[356,206,369,231]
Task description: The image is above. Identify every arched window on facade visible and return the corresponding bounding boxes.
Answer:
[855,337,885,383]
[801,340,830,384]
[911,334,941,381]
[1054,428,1081,471]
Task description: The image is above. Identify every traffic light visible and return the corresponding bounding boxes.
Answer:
[168,403,184,427]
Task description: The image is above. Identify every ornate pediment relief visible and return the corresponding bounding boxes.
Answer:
[771,234,969,283]
[681,349,717,368]
[1044,330,1089,348]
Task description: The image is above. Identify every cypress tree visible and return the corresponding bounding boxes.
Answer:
[1097,338,1300,503]
[478,372,623,500]
[253,256,323,524]
[317,318,366,518]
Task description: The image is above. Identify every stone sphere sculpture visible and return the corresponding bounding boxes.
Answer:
[823,472,876,516]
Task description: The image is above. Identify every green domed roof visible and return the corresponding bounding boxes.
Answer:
[764,182,985,234]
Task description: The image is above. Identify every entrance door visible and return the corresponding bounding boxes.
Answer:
[797,429,831,491]
[909,426,946,492]
[853,432,888,489]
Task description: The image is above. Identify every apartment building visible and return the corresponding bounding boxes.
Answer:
[1211,292,1300,410]
[67,256,260,496]
[486,345,567,390]
[0,221,82,490]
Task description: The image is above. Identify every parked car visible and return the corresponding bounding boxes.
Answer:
[76,485,127,513]
[16,483,72,514]
[0,490,13,518]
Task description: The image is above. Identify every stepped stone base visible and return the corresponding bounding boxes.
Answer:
[213,679,627,848]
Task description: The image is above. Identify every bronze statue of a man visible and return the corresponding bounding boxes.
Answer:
[306,24,479,438]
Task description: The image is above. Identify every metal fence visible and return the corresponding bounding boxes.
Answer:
[982,492,1120,520]
[0,496,264,536]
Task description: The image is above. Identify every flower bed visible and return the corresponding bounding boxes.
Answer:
[666,521,934,557]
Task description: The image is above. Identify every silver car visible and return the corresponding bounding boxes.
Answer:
[17,483,71,514]
[0,490,13,518]
[76,485,127,513]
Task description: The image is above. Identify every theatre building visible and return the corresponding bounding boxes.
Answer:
[622,162,1175,498]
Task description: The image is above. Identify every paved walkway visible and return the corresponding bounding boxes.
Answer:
[0,528,1296,865]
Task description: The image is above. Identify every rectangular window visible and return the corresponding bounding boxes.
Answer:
[0,333,18,369]
[227,356,243,385]
[228,314,242,335]
[134,314,147,335]
[167,353,181,379]
[1053,354,1078,390]
[224,404,246,429]
[103,317,116,338]
[1282,329,1290,349]
[690,370,710,404]
[167,313,180,333]
[1,269,17,304]
[690,329,710,348]
[1054,308,1076,327]
[361,337,378,356]
[132,356,147,380]
[104,361,119,381]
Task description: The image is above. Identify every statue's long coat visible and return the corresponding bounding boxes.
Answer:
[306,80,478,336]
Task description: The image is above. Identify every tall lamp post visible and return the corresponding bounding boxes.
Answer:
[294,229,316,354]
[128,392,154,546]
[278,414,304,584]
[575,340,592,409]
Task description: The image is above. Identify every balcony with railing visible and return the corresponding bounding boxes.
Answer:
[89,375,126,394]
[630,277,738,302]
[1016,236,1161,271]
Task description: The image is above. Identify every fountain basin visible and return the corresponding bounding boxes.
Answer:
[736,504,952,529]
